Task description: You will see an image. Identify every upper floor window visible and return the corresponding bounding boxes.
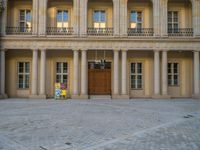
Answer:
[17,62,30,89]
[93,10,106,28]
[168,63,179,86]
[130,11,142,29]
[19,10,31,31]
[56,62,68,86]
[57,10,69,28]
[131,62,142,89]
[168,11,179,31]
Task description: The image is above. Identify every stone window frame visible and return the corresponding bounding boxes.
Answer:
[168,62,179,86]
[17,62,30,89]
[130,62,143,90]
[55,62,69,87]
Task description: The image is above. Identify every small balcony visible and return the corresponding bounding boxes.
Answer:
[87,28,113,36]
[46,27,73,36]
[168,28,193,37]
[127,28,154,37]
[6,27,32,35]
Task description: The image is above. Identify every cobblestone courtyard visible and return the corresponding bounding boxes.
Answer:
[0,99,200,150]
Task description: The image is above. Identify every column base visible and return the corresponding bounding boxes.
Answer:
[112,94,121,99]
[120,94,130,99]
[152,94,171,99]
[71,95,88,99]
[79,95,89,99]
[192,94,200,99]
[29,95,46,99]
[0,94,8,99]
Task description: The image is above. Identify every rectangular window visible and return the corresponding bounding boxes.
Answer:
[168,63,179,86]
[19,10,31,32]
[57,10,69,30]
[168,11,179,32]
[56,62,68,85]
[17,62,30,89]
[131,63,142,89]
[93,10,106,28]
[130,11,142,29]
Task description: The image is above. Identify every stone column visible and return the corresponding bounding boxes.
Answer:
[121,50,129,98]
[120,0,127,36]
[39,49,46,98]
[192,0,200,37]
[153,50,160,97]
[80,49,88,98]
[162,50,169,97]
[113,0,120,36]
[72,50,79,97]
[160,0,168,37]
[113,50,120,98]
[153,0,160,36]
[193,51,200,98]
[1,0,8,36]
[0,50,7,98]
[32,0,39,36]
[30,49,38,97]
[38,0,47,36]
[80,0,87,36]
[73,0,79,36]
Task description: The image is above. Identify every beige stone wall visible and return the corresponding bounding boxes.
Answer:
[87,1,113,28]
[47,0,73,27]
[127,1,153,28]
[127,51,154,98]
[7,0,32,27]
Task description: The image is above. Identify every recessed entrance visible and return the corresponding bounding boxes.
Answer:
[88,62,111,95]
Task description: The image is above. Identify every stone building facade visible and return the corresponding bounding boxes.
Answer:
[0,0,200,99]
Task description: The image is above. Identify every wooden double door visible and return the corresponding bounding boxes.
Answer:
[88,62,111,95]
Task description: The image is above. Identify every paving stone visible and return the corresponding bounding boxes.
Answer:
[0,99,200,150]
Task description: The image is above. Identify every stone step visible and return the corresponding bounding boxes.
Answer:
[90,95,111,100]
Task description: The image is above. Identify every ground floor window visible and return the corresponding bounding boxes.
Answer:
[168,62,179,86]
[131,62,142,89]
[56,62,68,86]
[17,62,30,89]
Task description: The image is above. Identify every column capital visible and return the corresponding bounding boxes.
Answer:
[121,49,128,52]
[113,49,120,52]
[81,49,88,51]
[153,49,161,52]
[40,49,46,51]
[73,49,79,52]
[32,49,38,52]
[0,49,7,52]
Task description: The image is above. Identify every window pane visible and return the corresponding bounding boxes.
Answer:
[137,63,142,73]
[130,11,137,22]
[131,63,135,73]
[25,62,30,73]
[63,75,68,84]
[18,75,24,88]
[57,11,62,22]
[20,10,25,21]
[56,63,62,73]
[101,11,106,22]
[26,10,31,22]
[168,63,171,73]
[25,75,29,88]
[131,75,135,89]
[63,63,68,73]
[56,75,62,83]
[18,62,24,73]
[93,11,99,22]
[137,12,142,22]
[63,11,68,21]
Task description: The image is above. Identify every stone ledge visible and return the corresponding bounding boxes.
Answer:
[192,94,200,99]
[71,95,89,99]
[152,94,171,99]
[29,95,46,99]
[0,94,8,99]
